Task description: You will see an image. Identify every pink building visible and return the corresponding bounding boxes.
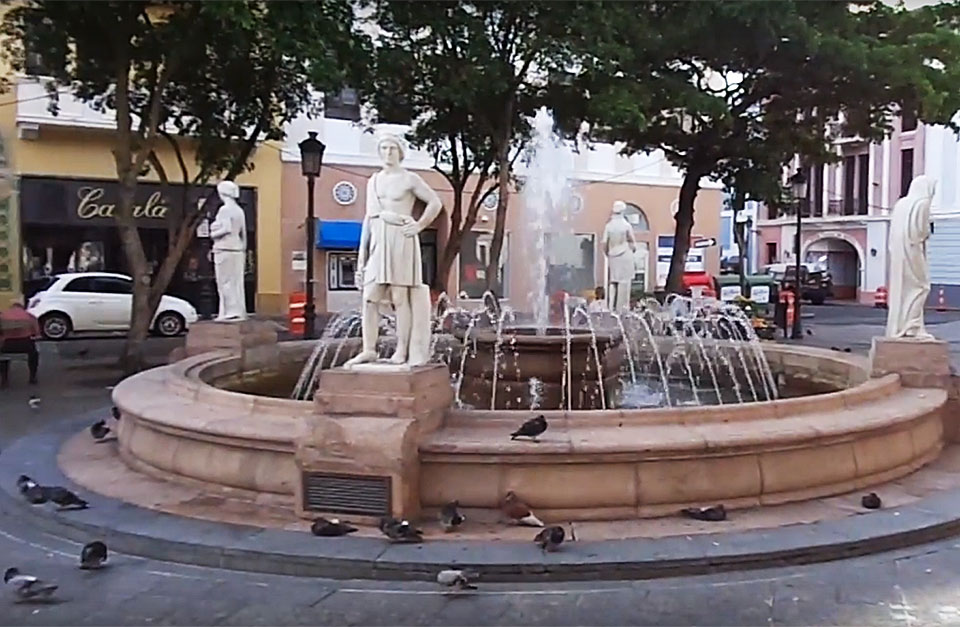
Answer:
[757,114,923,304]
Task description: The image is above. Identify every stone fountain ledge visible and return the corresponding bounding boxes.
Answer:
[110,342,948,521]
[5,411,960,582]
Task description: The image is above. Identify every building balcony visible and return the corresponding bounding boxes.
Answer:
[15,76,118,133]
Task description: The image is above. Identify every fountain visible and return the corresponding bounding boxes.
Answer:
[104,113,949,526]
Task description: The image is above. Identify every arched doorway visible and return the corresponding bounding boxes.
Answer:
[805,237,861,301]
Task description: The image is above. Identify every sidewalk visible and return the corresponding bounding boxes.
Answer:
[0,336,181,449]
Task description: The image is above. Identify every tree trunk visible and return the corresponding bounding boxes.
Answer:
[485,98,514,297]
[115,177,154,374]
[665,168,704,294]
[485,156,510,297]
[434,227,464,294]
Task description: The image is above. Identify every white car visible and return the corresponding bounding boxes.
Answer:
[26,272,199,340]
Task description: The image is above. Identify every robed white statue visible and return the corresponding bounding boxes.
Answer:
[601,200,637,311]
[210,180,248,322]
[886,175,936,340]
[344,132,443,368]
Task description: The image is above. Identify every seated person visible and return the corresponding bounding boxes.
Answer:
[588,286,609,314]
[0,302,40,386]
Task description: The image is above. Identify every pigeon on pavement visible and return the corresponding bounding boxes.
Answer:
[861,492,882,509]
[79,541,108,570]
[502,491,544,527]
[511,415,547,441]
[681,505,727,522]
[311,517,358,537]
[4,568,58,601]
[378,516,423,543]
[436,569,478,590]
[534,526,566,552]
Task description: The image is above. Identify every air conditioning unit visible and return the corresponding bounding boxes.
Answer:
[18,123,40,140]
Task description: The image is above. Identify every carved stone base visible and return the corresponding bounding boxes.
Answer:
[870,336,952,388]
[294,363,452,522]
[176,320,279,370]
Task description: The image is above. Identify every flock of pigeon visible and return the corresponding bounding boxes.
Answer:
[5,407,121,602]
[7,406,887,596]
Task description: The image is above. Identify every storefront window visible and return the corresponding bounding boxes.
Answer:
[546,233,595,297]
[328,252,358,291]
[459,231,509,299]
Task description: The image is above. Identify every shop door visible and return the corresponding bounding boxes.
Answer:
[91,276,134,329]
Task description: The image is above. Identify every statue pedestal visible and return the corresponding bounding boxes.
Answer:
[294,363,452,522]
[869,336,952,389]
[175,320,279,370]
[870,336,959,441]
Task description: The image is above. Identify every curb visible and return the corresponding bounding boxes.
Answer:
[4,413,960,582]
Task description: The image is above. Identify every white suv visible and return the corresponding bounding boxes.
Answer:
[26,272,199,340]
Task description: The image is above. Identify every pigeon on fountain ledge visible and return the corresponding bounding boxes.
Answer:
[440,500,465,532]
[511,415,547,441]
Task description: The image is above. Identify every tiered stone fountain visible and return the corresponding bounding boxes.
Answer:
[108,111,951,526]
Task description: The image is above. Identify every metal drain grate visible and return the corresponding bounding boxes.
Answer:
[301,472,392,516]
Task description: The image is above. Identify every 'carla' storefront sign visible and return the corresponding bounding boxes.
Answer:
[19,175,257,231]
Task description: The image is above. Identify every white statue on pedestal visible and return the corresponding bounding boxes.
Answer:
[210,180,248,322]
[601,200,637,311]
[344,133,443,368]
[886,175,936,339]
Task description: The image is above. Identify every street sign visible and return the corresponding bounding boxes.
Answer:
[692,237,717,248]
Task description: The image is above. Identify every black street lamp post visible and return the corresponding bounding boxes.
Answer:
[789,169,807,339]
[299,131,326,340]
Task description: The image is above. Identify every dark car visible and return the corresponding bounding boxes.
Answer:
[761,264,832,305]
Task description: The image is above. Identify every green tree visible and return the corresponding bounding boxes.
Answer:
[365,0,586,296]
[2,1,367,370]
[558,1,960,293]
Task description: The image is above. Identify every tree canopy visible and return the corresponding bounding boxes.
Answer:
[555,0,960,292]
[364,0,591,295]
[2,1,369,369]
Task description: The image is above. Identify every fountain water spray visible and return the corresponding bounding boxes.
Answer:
[524,107,574,333]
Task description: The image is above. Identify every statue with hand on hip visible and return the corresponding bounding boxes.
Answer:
[601,200,637,311]
[345,133,443,367]
[210,180,248,322]
[886,174,936,340]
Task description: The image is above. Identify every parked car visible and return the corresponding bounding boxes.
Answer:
[26,272,199,340]
[760,263,833,305]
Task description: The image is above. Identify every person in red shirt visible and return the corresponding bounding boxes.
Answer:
[0,302,40,386]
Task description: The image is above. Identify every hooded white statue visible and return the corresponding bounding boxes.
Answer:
[601,200,637,311]
[886,174,936,340]
[210,180,248,322]
[344,132,443,368]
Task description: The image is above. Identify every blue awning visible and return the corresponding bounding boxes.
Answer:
[317,220,362,250]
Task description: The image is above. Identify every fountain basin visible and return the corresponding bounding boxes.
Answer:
[455,326,624,410]
[110,340,947,522]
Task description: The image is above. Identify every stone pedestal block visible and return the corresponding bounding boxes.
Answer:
[870,336,959,442]
[870,337,952,388]
[294,364,452,522]
[181,320,279,371]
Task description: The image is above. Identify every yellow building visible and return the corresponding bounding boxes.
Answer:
[0,76,285,316]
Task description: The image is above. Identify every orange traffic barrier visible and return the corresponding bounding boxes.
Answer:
[874,286,887,309]
[780,289,795,330]
[289,291,306,337]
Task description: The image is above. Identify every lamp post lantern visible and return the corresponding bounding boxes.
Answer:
[299,131,326,339]
[789,169,807,339]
